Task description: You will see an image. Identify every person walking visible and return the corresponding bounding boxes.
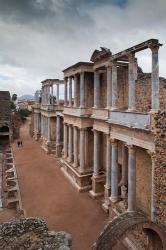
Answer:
[17,141,20,147]
[20,140,23,147]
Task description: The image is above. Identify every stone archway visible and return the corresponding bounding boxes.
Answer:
[92,212,165,250]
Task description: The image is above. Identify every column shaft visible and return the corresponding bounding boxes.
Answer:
[56,116,61,145]
[106,135,111,188]
[94,71,100,108]
[93,130,100,176]
[74,75,78,107]
[64,78,68,106]
[73,126,78,167]
[68,125,73,162]
[111,62,118,109]
[111,139,118,202]
[80,72,85,108]
[80,128,85,172]
[107,66,112,109]
[63,124,68,158]
[151,46,159,110]
[128,53,136,111]
[57,84,59,105]
[69,77,72,107]
[127,145,136,212]
[47,117,50,142]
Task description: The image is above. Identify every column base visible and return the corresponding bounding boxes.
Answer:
[56,144,63,158]
[126,108,136,112]
[102,185,111,213]
[89,173,105,199]
[109,196,118,203]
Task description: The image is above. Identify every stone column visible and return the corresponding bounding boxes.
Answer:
[80,128,85,173]
[51,85,54,105]
[69,77,72,107]
[74,75,78,107]
[38,114,41,132]
[47,117,50,142]
[127,145,136,212]
[68,124,73,162]
[73,126,78,167]
[57,84,60,105]
[128,53,136,111]
[93,130,100,176]
[107,66,112,109]
[105,134,111,189]
[63,123,68,158]
[94,71,100,108]
[80,72,85,108]
[150,45,159,111]
[111,61,118,110]
[110,139,118,202]
[56,115,61,145]
[64,78,68,106]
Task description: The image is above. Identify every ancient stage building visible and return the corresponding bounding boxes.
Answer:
[32,39,166,249]
[33,79,64,156]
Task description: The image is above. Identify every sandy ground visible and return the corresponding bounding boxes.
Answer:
[10,122,108,250]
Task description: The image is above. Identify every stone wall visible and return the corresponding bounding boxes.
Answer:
[0,217,72,250]
[154,111,166,229]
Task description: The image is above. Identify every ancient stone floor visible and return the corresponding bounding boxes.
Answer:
[10,122,108,250]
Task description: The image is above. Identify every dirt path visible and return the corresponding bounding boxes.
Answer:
[12,122,107,250]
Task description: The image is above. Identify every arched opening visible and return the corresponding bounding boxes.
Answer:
[144,229,163,250]
[0,126,9,132]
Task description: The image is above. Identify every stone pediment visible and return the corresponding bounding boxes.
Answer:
[90,47,112,62]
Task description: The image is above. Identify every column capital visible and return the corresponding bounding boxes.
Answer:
[110,138,118,145]
[148,44,160,53]
[146,149,155,158]
[126,144,135,153]
[128,52,135,62]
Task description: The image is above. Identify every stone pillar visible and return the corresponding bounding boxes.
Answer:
[68,124,73,162]
[128,53,136,111]
[38,114,41,132]
[121,144,128,185]
[64,78,68,106]
[150,45,159,111]
[80,72,85,108]
[56,84,59,105]
[105,134,111,189]
[74,75,78,107]
[127,145,136,212]
[69,77,72,107]
[63,123,68,158]
[94,71,100,108]
[56,116,61,145]
[111,62,118,110]
[134,58,138,81]
[47,117,50,142]
[80,128,85,173]
[73,126,78,167]
[107,66,112,109]
[51,85,54,105]
[110,139,118,202]
[93,130,100,176]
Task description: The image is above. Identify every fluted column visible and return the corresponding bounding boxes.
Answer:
[150,45,160,111]
[111,61,118,110]
[80,128,85,172]
[110,139,118,202]
[64,78,68,106]
[74,75,78,107]
[68,124,73,162]
[51,85,54,104]
[105,134,111,189]
[63,123,68,158]
[73,126,78,167]
[94,71,100,108]
[47,117,50,142]
[69,77,72,107]
[57,84,59,105]
[107,66,112,109]
[128,53,136,111]
[127,145,136,212]
[93,130,100,176]
[80,72,85,108]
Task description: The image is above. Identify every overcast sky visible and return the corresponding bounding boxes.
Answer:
[0,0,166,96]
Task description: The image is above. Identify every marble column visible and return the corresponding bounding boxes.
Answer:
[80,72,85,108]
[51,85,54,105]
[69,77,72,107]
[38,114,41,132]
[47,117,50,142]
[111,61,118,110]
[57,84,60,105]
[64,78,68,106]
[151,45,159,110]
[63,123,68,158]
[68,124,73,162]
[105,134,111,189]
[128,53,136,111]
[56,116,61,145]
[110,139,118,202]
[107,66,112,109]
[73,126,78,167]
[74,75,78,107]
[80,128,85,173]
[94,71,100,108]
[127,145,136,212]
[93,130,100,176]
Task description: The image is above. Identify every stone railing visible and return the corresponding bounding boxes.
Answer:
[109,111,151,130]
[91,108,109,120]
[63,106,92,117]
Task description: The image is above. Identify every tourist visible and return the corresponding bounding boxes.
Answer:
[17,141,20,147]
[20,140,23,147]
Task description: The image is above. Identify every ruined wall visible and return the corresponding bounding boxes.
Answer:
[153,111,166,229]
[136,147,152,216]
